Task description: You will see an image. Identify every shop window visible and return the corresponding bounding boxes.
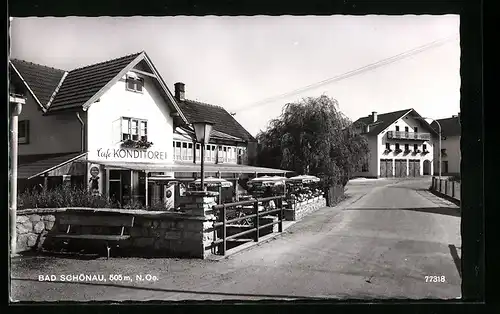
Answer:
[181,142,188,160]
[126,74,144,93]
[122,117,147,141]
[18,120,30,144]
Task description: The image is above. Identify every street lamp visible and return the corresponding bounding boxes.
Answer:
[418,117,442,180]
[9,94,25,257]
[192,121,214,191]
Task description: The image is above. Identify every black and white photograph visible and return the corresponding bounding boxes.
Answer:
[9,14,463,301]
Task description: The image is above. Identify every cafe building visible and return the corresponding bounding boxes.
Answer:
[10,51,290,208]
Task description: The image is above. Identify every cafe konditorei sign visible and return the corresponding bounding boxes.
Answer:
[96,148,168,161]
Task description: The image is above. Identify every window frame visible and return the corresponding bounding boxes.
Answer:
[125,75,144,93]
[18,120,30,144]
[121,117,148,142]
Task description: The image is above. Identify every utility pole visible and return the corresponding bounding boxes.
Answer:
[10,95,25,257]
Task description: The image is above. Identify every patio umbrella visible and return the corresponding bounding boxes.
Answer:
[288,175,321,183]
[193,177,232,188]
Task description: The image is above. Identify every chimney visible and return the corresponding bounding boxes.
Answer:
[372,111,378,123]
[174,82,185,101]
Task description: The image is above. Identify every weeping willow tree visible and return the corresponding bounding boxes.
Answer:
[256,95,370,188]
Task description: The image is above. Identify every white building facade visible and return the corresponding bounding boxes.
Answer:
[353,109,439,178]
[10,52,288,208]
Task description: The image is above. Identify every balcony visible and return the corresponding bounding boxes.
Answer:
[387,131,430,141]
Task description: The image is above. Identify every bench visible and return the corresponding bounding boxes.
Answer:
[50,214,135,259]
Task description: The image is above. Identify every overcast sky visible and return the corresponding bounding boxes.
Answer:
[10,15,460,136]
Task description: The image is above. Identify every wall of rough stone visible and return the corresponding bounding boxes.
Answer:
[15,192,218,259]
[284,197,326,221]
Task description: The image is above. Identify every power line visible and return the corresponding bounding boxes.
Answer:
[234,34,459,113]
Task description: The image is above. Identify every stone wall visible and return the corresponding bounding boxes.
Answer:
[15,191,219,259]
[284,197,326,221]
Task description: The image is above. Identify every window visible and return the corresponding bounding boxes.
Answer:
[175,142,181,160]
[414,144,418,151]
[404,144,409,151]
[441,148,447,156]
[121,117,147,141]
[395,126,400,132]
[405,126,409,132]
[414,127,418,133]
[187,143,193,161]
[126,75,144,93]
[385,143,390,150]
[195,144,201,162]
[395,143,400,150]
[18,120,30,144]
[423,144,427,151]
[181,142,188,160]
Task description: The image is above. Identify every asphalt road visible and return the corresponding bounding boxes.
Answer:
[10,177,461,301]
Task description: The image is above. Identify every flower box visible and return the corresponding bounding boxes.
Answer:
[413,149,421,154]
[121,138,154,149]
[404,150,412,154]
[394,149,403,154]
[383,149,392,154]
[422,150,429,154]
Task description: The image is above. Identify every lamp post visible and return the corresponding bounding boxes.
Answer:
[192,121,214,191]
[418,117,442,180]
[10,94,25,257]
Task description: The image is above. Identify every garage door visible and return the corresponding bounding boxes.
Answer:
[408,160,421,177]
[380,159,393,177]
[394,159,407,177]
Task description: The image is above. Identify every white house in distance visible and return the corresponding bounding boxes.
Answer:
[352,109,439,178]
[431,114,461,176]
[9,51,290,208]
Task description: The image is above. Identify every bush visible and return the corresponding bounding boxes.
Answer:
[448,174,461,182]
[18,185,117,210]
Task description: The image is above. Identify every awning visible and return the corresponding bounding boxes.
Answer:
[85,160,291,174]
[18,152,87,179]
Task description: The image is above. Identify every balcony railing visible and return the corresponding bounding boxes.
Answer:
[387,131,430,141]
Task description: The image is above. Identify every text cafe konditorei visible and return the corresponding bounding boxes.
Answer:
[97,148,168,161]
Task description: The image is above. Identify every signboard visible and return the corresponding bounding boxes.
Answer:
[164,183,176,210]
[96,148,168,161]
[88,147,171,164]
[88,164,104,195]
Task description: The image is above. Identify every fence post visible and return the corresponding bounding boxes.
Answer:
[222,204,227,256]
[452,181,455,198]
[279,197,283,233]
[254,200,259,242]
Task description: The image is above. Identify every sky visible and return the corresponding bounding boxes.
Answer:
[10,15,460,137]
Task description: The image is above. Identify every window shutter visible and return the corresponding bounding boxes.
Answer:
[112,118,121,143]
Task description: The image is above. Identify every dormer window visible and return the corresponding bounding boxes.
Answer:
[126,73,144,93]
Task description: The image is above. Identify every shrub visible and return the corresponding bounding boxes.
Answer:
[448,174,461,182]
[18,185,117,210]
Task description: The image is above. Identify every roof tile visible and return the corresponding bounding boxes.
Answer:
[48,52,142,111]
[178,99,256,142]
[354,109,412,135]
[10,59,66,107]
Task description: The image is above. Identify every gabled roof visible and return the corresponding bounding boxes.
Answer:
[353,109,412,135]
[48,52,142,112]
[177,99,256,142]
[431,115,461,137]
[9,59,66,108]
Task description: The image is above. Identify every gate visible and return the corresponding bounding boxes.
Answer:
[394,159,407,177]
[380,159,393,177]
[408,160,421,177]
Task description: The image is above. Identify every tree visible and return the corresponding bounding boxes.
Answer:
[256,95,370,188]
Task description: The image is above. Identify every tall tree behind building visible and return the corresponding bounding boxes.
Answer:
[256,95,370,188]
